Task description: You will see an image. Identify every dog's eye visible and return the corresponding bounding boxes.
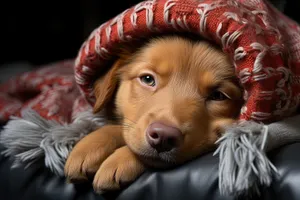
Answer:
[208,90,228,101]
[139,74,156,87]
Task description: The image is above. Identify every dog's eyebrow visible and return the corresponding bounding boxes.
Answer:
[149,65,170,77]
[204,74,239,92]
[124,59,171,78]
[206,82,223,91]
[118,53,137,67]
[218,75,237,81]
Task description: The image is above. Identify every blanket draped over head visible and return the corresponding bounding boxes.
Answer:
[1,0,300,197]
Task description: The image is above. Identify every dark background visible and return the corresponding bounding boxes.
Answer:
[0,0,142,66]
[1,0,299,67]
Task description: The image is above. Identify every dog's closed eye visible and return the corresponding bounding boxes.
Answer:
[207,90,229,101]
[205,79,242,102]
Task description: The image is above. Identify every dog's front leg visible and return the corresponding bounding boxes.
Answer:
[93,145,145,193]
[64,125,124,182]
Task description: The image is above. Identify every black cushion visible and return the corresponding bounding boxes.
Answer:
[1,142,300,200]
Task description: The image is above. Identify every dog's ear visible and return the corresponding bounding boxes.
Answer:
[93,59,123,114]
[93,44,137,114]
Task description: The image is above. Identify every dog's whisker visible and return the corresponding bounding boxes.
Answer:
[123,121,135,126]
[124,117,137,125]
[123,126,134,130]
[122,122,136,131]
[122,125,134,129]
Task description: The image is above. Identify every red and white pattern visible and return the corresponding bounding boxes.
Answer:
[1,0,300,125]
[74,0,300,123]
[0,60,90,124]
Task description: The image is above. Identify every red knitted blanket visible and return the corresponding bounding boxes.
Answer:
[1,0,300,125]
[0,60,89,123]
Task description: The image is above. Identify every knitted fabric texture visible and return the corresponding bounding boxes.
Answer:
[1,0,300,197]
[0,60,91,123]
[74,0,300,123]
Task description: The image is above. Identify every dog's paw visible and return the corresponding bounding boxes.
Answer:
[93,146,145,193]
[64,126,124,183]
[65,146,112,183]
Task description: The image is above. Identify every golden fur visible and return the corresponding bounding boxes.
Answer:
[64,36,244,192]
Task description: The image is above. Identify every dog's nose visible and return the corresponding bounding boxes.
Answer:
[146,122,183,152]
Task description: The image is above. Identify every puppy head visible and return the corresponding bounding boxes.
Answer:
[94,36,244,168]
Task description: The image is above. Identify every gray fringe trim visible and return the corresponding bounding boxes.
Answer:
[0,109,106,176]
[213,121,278,196]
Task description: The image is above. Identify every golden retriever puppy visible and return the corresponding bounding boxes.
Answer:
[64,35,244,193]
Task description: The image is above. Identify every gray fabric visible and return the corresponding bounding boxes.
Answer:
[214,114,300,197]
[0,109,106,176]
[266,115,300,150]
